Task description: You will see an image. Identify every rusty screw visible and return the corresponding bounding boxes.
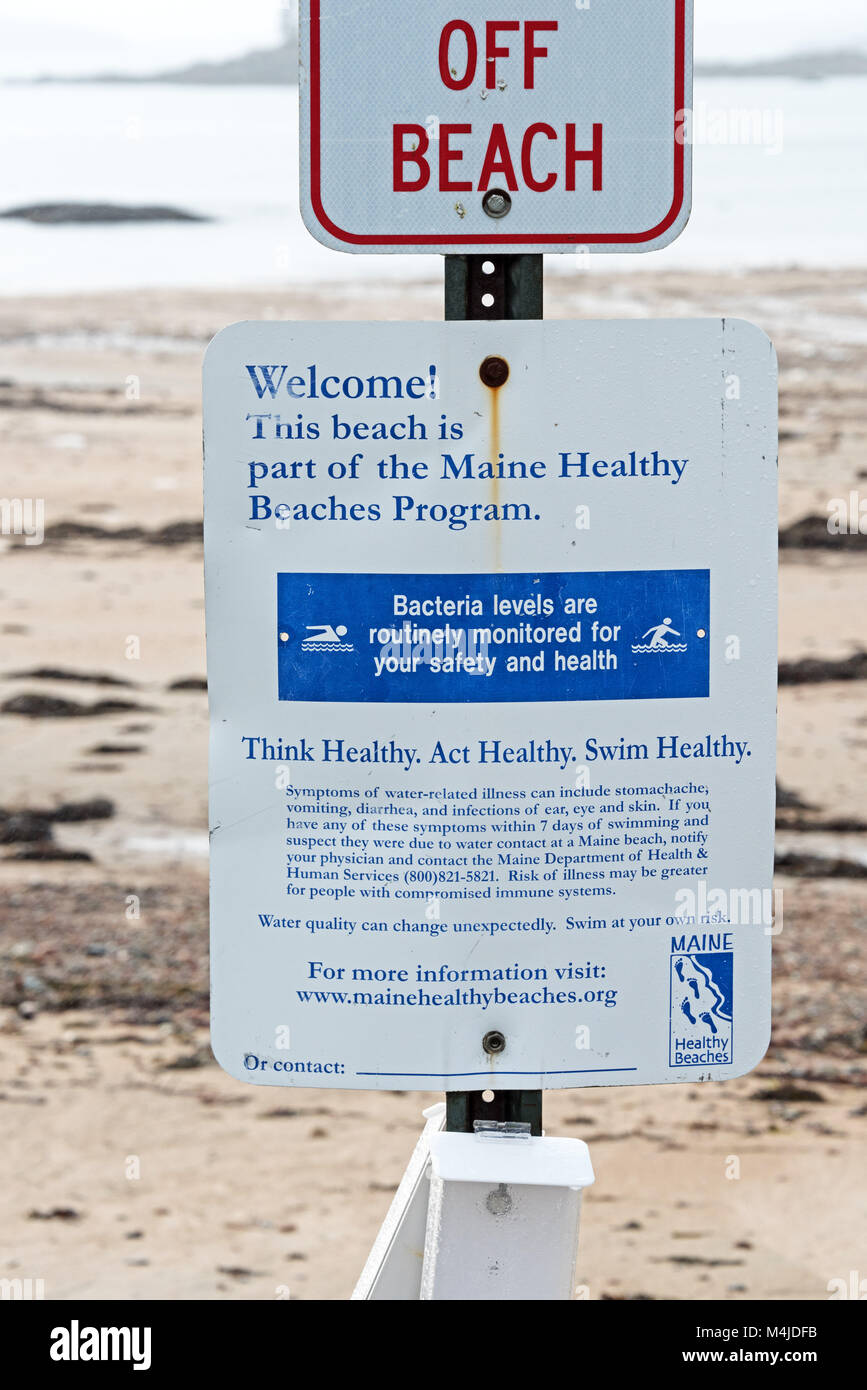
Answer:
[482,188,511,219]
[479,355,509,389]
[483,1029,507,1055]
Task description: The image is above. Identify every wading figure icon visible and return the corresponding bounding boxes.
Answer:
[632,617,688,653]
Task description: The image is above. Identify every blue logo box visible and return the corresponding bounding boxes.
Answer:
[669,950,734,1067]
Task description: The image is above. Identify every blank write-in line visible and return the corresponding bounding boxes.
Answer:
[355,1067,638,1078]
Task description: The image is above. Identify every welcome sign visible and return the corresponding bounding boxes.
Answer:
[204,317,776,1090]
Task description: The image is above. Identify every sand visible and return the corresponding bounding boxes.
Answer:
[0,268,864,1300]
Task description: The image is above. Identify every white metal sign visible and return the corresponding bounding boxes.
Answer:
[299,0,693,254]
[204,318,776,1090]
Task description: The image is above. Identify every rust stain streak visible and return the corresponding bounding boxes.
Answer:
[479,354,509,573]
[488,382,501,571]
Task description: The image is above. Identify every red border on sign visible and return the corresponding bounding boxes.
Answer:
[308,0,687,247]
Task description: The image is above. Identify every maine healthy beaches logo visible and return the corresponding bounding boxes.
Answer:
[669,947,733,1066]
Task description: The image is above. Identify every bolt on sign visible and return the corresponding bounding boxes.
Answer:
[204,318,777,1090]
[299,0,694,254]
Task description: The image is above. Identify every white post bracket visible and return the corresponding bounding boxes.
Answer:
[354,1112,594,1301]
[421,1122,594,1301]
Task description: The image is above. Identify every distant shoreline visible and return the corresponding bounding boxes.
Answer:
[6,43,867,87]
[697,49,867,79]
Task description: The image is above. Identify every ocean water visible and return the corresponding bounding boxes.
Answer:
[0,76,865,294]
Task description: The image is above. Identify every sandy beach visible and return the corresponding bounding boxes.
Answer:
[1,267,865,1300]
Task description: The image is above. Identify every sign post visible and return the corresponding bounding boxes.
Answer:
[204,0,778,1299]
[444,250,545,1139]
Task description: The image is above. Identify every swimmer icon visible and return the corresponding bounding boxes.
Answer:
[300,623,354,652]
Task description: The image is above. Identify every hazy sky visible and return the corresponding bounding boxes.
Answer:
[1,0,865,78]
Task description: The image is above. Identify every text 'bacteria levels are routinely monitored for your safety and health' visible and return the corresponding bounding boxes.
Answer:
[204,318,777,1092]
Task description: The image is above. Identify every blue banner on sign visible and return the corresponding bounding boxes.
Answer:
[277,570,710,704]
